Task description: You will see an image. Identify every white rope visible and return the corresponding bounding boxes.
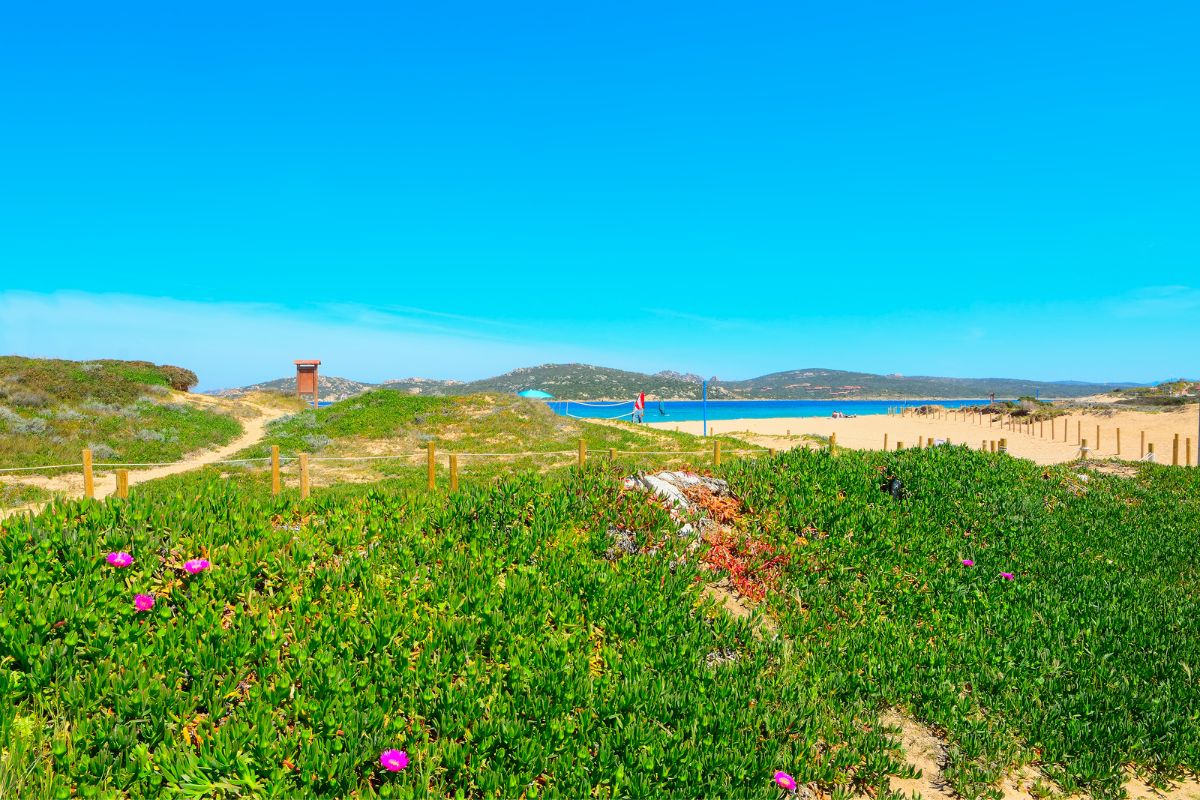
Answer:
[568,400,635,408]
[92,457,274,468]
[2,444,770,474]
[566,412,634,420]
[0,463,84,473]
[454,451,577,457]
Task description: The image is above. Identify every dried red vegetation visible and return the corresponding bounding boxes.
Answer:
[682,484,742,525]
[701,529,790,603]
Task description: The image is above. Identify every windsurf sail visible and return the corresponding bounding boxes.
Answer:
[658,401,668,416]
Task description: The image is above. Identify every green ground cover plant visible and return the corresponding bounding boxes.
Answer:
[0,481,50,509]
[0,467,903,799]
[724,447,1200,798]
[4,441,1196,798]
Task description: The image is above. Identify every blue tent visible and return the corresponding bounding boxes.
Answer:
[517,389,555,399]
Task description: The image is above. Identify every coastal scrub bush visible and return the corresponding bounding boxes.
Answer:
[159,365,199,392]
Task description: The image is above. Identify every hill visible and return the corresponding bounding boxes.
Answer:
[380,376,465,394]
[722,368,1127,400]
[215,363,1132,402]
[0,356,242,479]
[449,363,737,400]
[230,389,749,490]
[212,374,376,402]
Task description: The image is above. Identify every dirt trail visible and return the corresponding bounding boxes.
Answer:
[0,396,290,520]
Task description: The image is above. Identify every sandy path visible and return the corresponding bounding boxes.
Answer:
[0,398,290,520]
[650,406,1200,466]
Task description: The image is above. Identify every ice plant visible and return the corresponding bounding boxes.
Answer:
[774,771,797,792]
[133,593,155,612]
[183,559,211,575]
[380,749,409,772]
[1000,572,1014,580]
[107,552,133,567]
[961,559,974,567]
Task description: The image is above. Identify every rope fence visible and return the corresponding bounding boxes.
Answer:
[0,440,778,503]
[7,411,1194,506]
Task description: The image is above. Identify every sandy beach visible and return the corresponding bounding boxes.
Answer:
[649,405,1200,466]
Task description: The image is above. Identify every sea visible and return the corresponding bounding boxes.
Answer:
[548,398,991,422]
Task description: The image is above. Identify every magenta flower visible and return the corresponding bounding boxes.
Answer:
[133,593,155,611]
[774,771,797,792]
[1000,572,1014,580]
[961,559,974,567]
[183,559,211,575]
[107,552,133,568]
[380,749,409,772]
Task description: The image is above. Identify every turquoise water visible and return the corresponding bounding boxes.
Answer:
[549,398,990,422]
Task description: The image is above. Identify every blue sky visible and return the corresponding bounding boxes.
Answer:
[2,2,1197,389]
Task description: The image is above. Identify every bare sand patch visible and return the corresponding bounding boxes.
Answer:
[650,406,1199,466]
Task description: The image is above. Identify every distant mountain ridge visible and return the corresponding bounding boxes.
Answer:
[214,363,1133,402]
[211,374,375,402]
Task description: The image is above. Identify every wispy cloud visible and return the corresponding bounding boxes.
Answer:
[0,291,593,389]
[642,308,766,331]
[1107,285,1200,318]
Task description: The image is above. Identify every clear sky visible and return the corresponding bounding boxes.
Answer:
[2,2,1197,389]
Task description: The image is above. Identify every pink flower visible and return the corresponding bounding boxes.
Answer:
[961,559,974,567]
[107,552,133,567]
[134,593,155,611]
[380,749,409,772]
[1000,572,1014,580]
[183,559,211,575]
[774,771,797,792]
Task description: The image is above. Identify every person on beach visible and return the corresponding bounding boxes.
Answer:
[633,392,645,423]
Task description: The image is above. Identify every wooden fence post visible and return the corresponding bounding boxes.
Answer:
[1051,419,1055,439]
[768,448,776,457]
[897,441,904,450]
[1116,428,1121,456]
[1147,442,1155,461]
[578,438,587,467]
[883,433,889,450]
[990,440,996,452]
[1096,425,1101,452]
[1076,421,1081,444]
[81,448,95,499]
[918,435,924,448]
[1187,438,1192,467]
[714,440,722,465]
[1173,434,1180,466]
[427,442,436,489]
[999,437,1008,453]
[116,469,129,499]
[299,453,310,499]
[608,447,616,462]
[1040,421,1044,438]
[1080,438,1089,459]
[829,432,837,454]
[271,445,281,495]
[449,454,458,492]
[1141,430,1146,458]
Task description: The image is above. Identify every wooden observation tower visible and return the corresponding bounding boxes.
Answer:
[294,360,321,408]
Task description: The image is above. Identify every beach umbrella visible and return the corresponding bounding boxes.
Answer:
[517,389,555,399]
